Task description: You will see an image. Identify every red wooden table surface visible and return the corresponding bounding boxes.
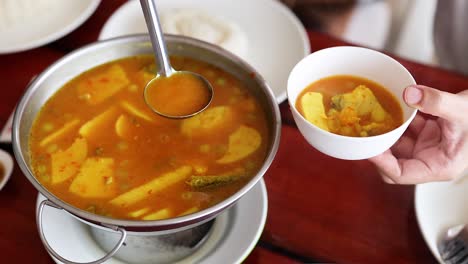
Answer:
[1,1,467,263]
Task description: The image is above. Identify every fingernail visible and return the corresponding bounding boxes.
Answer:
[405,86,423,105]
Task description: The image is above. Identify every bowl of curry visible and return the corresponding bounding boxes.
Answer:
[287,46,417,160]
[12,34,281,233]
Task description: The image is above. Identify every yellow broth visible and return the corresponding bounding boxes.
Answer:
[29,55,269,220]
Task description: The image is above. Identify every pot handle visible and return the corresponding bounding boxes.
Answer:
[37,199,127,264]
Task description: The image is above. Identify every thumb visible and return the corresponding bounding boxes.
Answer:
[403,85,466,122]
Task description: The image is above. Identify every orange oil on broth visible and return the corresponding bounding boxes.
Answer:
[29,55,269,220]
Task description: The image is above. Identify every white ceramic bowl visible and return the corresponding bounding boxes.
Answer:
[0,149,13,191]
[287,46,417,160]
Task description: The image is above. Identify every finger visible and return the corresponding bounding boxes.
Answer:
[378,167,397,184]
[372,148,459,184]
[403,85,468,123]
[369,117,467,184]
[370,155,425,184]
[413,119,441,153]
[407,114,426,137]
[382,175,396,184]
[368,151,396,184]
[368,150,410,183]
[391,135,415,158]
[369,148,437,184]
[457,89,468,97]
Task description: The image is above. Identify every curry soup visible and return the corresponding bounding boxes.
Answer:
[29,55,269,220]
[296,75,403,137]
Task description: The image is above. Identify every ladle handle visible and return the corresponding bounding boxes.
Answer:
[139,0,173,77]
[37,199,127,264]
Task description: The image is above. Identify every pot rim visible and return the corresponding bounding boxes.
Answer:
[12,34,281,230]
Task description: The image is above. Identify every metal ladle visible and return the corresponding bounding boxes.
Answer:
[139,0,213,119]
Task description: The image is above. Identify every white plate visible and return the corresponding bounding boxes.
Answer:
[0,0,101,54]
[415,172,468,263]
[36,179,268,264]
[98,0,310,104]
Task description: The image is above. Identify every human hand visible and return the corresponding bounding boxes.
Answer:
[369,85,468,184]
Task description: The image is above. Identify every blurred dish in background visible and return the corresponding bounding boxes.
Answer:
[99,0,310,103]
[284,0,391,50]
[390,0,437,66]
[342,1,391,49]
[433,0,468,76]
[0,0,101,54]
[161,9,248,58]
[415,171,468,263]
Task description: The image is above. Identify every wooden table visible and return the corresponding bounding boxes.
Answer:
[1,1,467,263]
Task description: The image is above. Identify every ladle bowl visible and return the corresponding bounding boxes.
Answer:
[140,0,214,119]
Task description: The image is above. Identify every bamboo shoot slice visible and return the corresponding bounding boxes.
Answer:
[142,208,171,220]
[110,166,192,207]
[77,64,129,105]
[39,119,80,147]
[181,106,233,137]
[120,100,155,122]
[128,207,151,218]
[115,114,135,139]
[69,157,117,198]
[50,137,88,184]
[179,207,198,216]
[79,107,119,139]
[217,125,261,164]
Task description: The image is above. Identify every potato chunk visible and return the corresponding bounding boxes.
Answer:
[217,125,261,164]
[77,64,129,105]
[40,119,80,147]
[301,92,329,131]
[79,107,119,140]
[69,157,117,198]
[181,106,233,137]
[50,137,88,184]
[110,166,192,207]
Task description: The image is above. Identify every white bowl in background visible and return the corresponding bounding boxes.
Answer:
[287,46,417,160]
[0,0,101,54]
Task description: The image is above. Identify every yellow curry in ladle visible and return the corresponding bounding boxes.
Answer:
[29,55,269,220]
[145,71,212,117]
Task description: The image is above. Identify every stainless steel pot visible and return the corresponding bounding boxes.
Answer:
[12,34,281,263]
